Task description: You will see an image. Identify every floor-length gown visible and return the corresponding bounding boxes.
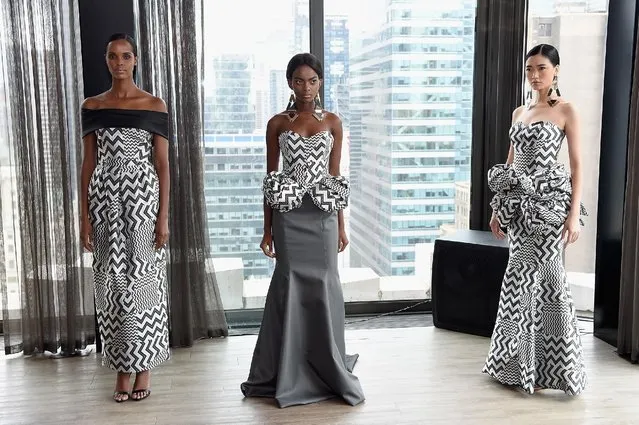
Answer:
[82,108,170,372]
[482,120,588,395]
[240,130,365,408]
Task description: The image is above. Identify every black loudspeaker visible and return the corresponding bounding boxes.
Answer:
[431,230,509,337]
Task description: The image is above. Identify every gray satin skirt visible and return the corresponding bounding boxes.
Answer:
[241,195,365,408]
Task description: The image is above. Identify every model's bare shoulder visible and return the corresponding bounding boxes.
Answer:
[141,93,167,113]
[269,113,289,130]
[81,95,104,110]
[512,105,526,123]
[559,101,578,117]
[324,111,340,122]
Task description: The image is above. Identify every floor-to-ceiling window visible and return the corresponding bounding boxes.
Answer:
[527,0,608,316]
[324,0,476,301]
[202,0,309,311]
[201,0,605,317]
[202,0,477,313]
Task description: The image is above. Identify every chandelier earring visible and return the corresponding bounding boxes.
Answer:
[525,88,533,110]
[285,92,299,122]
[547,75,561,107]
[312,93,325,121]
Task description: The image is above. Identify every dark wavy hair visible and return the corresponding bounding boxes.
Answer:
[525,44,560,66]
[286,53,323,80]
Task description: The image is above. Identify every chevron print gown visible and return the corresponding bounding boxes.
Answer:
[482,120,588,395]
[82,108,170,373]
[241,130,364,408]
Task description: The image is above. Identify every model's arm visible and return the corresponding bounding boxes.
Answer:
[506,106,525,164]
[489,106,523,238]
[80,132,97,251]
[261,117,280,257]
[148,97,170,249]
[506,143,515,165]
[79,98,98,251]
[328,114,343,177]
[562,102,583,245]
[153,132,170,249]
[328,114,348,252]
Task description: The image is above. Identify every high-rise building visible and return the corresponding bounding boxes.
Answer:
[348,0,475,277]
[203,55,269,279]
[324,15,349,115]
[203,134,271,279]
[205,55,256,135]
[269,69,289,117]
[293,0,310,53]
[253,62,271,132]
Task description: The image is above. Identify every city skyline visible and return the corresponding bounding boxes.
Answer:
[0,0,609,314]
[199,0,607,280]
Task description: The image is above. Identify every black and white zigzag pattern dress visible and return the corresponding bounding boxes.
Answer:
[83,108,170,373]
[482,120,587,395]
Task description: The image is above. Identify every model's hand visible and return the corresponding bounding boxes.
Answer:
[338,230,349,253]
[154,216,169,249]
[80,217,93,252]
[563,214,580,245]
[260,232,275,258]
[490,212,505,240]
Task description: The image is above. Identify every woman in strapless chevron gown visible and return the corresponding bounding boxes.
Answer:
[240,53,365,408]
[483,44,587,395]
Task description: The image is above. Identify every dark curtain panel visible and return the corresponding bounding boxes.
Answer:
[618,29,639,362]
[0,0,95,355]
[469,0,529,231]
[135,0,228,346]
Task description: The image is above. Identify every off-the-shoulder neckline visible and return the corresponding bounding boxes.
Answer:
[82,107,168,115]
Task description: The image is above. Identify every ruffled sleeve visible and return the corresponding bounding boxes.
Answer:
[309,175,350,212]
[262,171,305,212]
[488,163,587,234]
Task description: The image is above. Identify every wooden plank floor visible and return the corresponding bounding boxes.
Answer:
[1,326,638,425]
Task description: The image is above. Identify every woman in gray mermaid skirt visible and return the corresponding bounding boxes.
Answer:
[240,53,365,408]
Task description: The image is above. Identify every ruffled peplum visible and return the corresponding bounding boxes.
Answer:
[488,163,587,234]
[262,170,350,213]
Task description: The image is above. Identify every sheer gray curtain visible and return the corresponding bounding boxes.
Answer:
[618,31,639,363]
[0,0,95,355]
[469,0,529,231]
[135,0,228,346]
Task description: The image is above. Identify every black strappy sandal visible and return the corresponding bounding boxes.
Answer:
[131,388,151,401]
[113,391,130,403]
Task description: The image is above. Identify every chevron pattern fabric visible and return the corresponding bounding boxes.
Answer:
[263,130,350,212]
[89,127,170,373]
[482,121,587,395]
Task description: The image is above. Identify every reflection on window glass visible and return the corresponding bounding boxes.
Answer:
[527,0,607,282]
[324,0,476,299]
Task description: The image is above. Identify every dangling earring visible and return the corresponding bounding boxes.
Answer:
[312,93,325,121]
[525,88,533,110]
[285,92,298,122]
[547,75,561,107]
